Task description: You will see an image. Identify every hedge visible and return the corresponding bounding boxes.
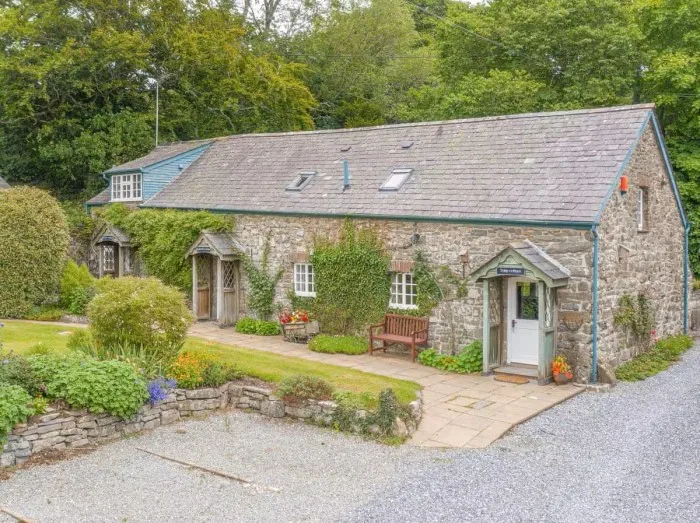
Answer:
[0,187,70,317]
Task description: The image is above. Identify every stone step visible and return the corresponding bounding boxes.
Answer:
[493,365,538,379]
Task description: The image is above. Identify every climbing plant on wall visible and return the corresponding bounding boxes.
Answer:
[98,204,234,293]
[243,236,284,320]
[614,292,654,343]
[311,220,390,334]
[410,251,468,316]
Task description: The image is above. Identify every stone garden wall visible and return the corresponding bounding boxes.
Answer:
[1,382,422,468]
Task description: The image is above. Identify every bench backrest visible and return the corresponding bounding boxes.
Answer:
[385,314,429,340]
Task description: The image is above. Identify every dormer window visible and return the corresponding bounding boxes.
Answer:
[380,168,412,191]
[286,171,315,191]
[111,173,142,202]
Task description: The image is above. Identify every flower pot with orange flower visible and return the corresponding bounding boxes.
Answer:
[551,355,574,384]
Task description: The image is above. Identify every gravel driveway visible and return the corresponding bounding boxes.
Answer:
[2,346,699,523]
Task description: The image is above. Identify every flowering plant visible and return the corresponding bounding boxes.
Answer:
[551,355,573,380]
[147,377,177,406]
[279,308,310,324]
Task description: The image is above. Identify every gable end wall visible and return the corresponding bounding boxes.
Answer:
[597,124,686,366]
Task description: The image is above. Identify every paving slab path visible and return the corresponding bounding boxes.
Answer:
[189,323,581,448]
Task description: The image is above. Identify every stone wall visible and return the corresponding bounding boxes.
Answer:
[1,382,422,468]
[231,215,593,361]
[597,124,687,368]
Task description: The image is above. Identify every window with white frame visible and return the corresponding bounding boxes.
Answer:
[111,173,142,202]
[390,272,417,309]
[294,263,315,296]
[637,187,649,231]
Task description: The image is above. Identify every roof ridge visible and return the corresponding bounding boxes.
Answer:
[167,104,656,144]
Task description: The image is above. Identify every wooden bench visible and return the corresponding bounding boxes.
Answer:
[369,314,429,362]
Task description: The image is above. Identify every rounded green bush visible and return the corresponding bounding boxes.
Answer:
[308,334,367,355]
[0,187,70,317]
[87,277,193,360]
[60,261,96,314]
[0,384,34,442]
[235,317,280,336]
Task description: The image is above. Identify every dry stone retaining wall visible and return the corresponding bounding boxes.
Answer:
[1,382,422,468]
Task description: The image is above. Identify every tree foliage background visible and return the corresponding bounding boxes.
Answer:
[2,0,700,270]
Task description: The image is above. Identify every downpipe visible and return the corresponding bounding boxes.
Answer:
[591,225,599,384]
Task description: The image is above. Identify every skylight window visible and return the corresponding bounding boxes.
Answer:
[286,171,316,191]
[380,168,412,191]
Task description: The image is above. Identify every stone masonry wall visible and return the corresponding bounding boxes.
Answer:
[231,216,594,370]
[1,382,422,468]
[597,124,687,368]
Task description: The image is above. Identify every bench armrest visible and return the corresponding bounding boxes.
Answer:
[411,327,429,340]
[369,323,385,335]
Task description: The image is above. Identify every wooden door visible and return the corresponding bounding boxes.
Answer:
[221,260,239,325]
[196,255,212,320]
[102,243,119,278]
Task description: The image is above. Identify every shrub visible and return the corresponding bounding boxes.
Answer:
[276,375,335,403]
[60,261,96,315]
[87,277,193,362]
[309,335,367,355]
[235,317,280,336]
[243,237,283,320]
[29,355,148,418]
[23,305,65,322]
[24,343,53,356]
[0,186,70,317]
[99,205,234,292]
[0,384,35,442]
[418,340,482,374]
[74,341,174,379]
[616,334,694,381]
[312,221,390,334]
[66,330,94,352]
[167,352,241,389]
[373,388,411,436]
[0,351,43,396]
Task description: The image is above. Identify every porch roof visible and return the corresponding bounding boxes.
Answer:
[95,224,131,247]
[185,231,247,259]
[471,240,570,287]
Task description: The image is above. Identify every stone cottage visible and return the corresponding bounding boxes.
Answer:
[86,104,690,384]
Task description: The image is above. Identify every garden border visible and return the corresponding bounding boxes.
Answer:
[2,381,422,468]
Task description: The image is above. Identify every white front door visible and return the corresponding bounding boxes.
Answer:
[507,278,539,365]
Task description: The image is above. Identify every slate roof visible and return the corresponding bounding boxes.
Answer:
[95,224,131,246]
[185,231,247,258]
[510,240,570,282]
[105,140,212,174]
[87,188,110,205]
[0,175,9,189]
[136,104,654,224]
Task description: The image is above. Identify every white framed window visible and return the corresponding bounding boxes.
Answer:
[294,263,315,297]
[638,187,649,231]
[111,173,142,202]
[390,272,417,309]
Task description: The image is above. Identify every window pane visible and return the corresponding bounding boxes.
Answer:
[516,282,538,320]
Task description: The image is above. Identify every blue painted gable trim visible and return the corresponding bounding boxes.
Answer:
[141,143,211,201]
[105,143,211,203]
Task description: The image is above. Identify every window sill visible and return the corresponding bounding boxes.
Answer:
[111,199,143,203]
[295,292,316,298]
[389,304,418,311]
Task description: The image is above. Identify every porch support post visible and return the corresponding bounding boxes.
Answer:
[192,255,198,319]
[482,279,490,374]
[216,257,223,323]
[537,281,546,383]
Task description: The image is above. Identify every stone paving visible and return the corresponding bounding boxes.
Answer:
[189,323,582,449]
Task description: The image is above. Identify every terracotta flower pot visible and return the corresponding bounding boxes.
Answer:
[553,372,570,385]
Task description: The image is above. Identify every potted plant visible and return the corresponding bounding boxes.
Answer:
[552,355,573,384]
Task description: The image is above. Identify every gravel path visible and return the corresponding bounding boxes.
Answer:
[2,346,699,522]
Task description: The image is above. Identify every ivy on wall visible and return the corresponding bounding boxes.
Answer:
[311,220,390,334]
[411,251,468,316]
[98,204,234,293]
[243,236,284,320]
[614,293,654,341]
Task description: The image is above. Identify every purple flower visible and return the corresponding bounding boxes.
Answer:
[147,377,177,406]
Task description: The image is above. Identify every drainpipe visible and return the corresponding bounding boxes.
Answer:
[591,225,599,384]
[684,223,690,334]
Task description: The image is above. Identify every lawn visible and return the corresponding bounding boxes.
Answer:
[0,320,79,353]
[0,320,421,406]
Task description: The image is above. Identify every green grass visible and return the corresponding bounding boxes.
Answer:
[308,334,368,355]
[0,320,421,408]
[615,334,694,381]
[0,320,78,354]
[184,337,420,407]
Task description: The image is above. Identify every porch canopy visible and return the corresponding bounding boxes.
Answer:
[94,224,131,247]
[470,240,570,384]
[185,231,247,326]
[93,224,133,277]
